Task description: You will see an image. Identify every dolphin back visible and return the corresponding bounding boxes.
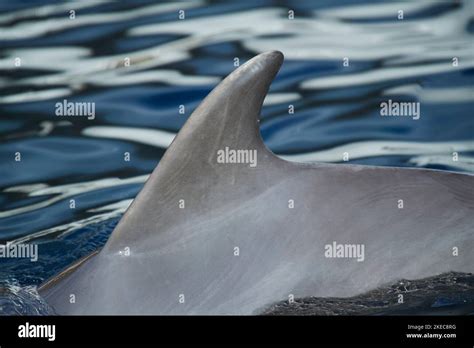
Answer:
[39,51,474,315]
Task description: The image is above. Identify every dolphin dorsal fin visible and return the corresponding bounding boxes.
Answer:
[104,51,285,251]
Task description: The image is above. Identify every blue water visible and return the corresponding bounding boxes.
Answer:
[0,0,473,314]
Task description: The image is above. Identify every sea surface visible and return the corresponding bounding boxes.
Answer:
[0,0,473,315]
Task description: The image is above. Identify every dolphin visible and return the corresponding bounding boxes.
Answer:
[39,51,474,315]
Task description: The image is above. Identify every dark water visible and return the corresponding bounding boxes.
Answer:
[0,0,473,314]
[264,272,474,315]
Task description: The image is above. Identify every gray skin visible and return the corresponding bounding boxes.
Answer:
[39,51,474,315]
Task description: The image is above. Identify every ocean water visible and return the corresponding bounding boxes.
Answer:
[0,0,473,315]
